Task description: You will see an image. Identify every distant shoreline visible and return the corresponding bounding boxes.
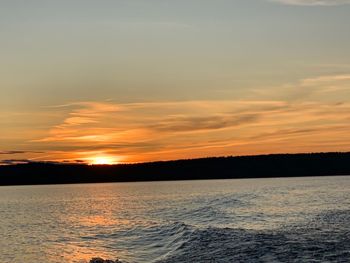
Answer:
[1,152,350,186]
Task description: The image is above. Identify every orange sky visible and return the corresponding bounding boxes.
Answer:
[1,1,350,164]
[2,84,350,164]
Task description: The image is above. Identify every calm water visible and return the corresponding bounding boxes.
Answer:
[0,176,349,262]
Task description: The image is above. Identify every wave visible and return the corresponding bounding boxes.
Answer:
[155,210,350,263]
[84,210,350,263]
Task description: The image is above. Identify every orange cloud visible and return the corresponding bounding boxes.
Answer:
[24,98,350,163]
[2,73,350,163]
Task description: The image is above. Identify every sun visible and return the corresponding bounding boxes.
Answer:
[90,156,117,165]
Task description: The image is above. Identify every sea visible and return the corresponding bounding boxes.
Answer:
[0,176,349,263]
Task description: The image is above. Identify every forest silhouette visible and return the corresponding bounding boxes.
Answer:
[0,152,349,186]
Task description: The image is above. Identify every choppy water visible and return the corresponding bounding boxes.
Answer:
[0,176,349,263]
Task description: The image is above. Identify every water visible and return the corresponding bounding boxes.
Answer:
[0,176,349,262]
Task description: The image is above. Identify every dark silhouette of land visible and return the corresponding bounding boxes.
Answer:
[0,152,349,186]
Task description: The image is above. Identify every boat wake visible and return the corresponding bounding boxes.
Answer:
[88,209,350,263]
[156,210,350,262]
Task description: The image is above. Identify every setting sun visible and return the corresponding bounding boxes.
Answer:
[90,156,117,165]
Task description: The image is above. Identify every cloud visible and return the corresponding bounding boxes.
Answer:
[252,73,350,102]
[269,0,350,6]
[150,114,260,132]
[24,97,350,163]
[0,159,80,165]
[0,151,43,155]
[298,75,350,95]
[4,72,350,163]
[0,159,31,165]
[36,100,286,143]
[298,74,350,97]
[301,74,350,86]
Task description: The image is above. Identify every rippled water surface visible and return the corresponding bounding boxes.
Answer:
[0,176,349,262]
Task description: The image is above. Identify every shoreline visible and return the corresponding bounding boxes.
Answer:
[1,152,350,186]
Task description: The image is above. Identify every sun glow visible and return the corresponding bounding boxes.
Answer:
[90,156,118,165]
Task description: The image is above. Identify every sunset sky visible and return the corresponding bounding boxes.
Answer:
[1,0,350,164]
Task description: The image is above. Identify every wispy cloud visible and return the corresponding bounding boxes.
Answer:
[252,73,350,102]
[301,74,350,86]
[3,72,350,163]
[27,97,350,163]
[149,114,260,132]
[0,151,43,155]
[0,159,31,165]
[269,0,350,6]
[299,74,350,93]
[0,159,83,165]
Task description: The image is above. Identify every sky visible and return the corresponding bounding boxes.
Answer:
[1,0,350,164]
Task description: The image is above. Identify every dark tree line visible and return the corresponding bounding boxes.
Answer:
[0,152,349,186]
